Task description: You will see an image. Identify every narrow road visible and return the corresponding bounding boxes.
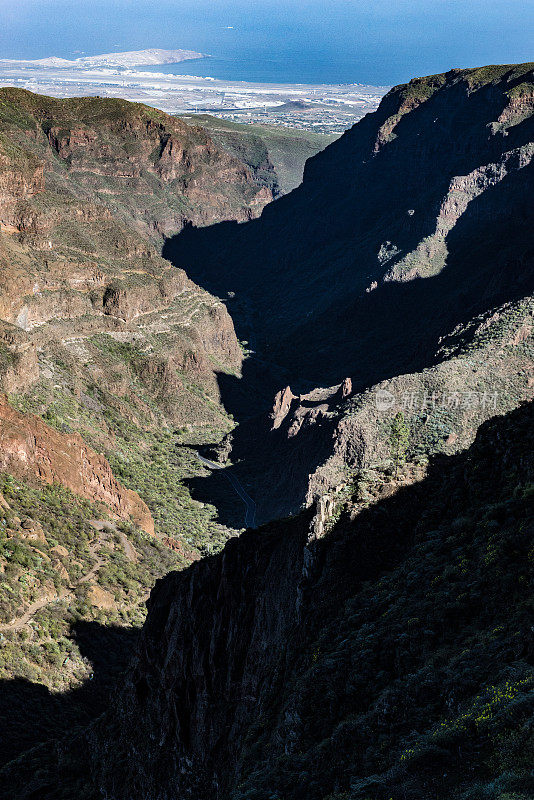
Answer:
[197,454,257,528]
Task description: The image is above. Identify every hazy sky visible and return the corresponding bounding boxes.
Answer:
[0,0,531,85]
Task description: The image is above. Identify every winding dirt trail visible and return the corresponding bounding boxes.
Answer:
[0,521,135,632]
[0,591,68,632]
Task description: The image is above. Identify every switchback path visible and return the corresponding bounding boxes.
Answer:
[0,524,118,632]
[197,454,257,528]
[0,591,68,632]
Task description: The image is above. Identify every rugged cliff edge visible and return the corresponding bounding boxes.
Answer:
[0,90,274,717]
[8,401,528,800]
[167,63,534,526]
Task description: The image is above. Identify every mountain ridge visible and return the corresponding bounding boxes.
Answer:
[0,63,532,798]
[166,62,534,526]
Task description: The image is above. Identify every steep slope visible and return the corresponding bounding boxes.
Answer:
[0,88,268,439]
[0,90,273,706]
[179,114,339,195]
[166,64,534,525]
[0,475,180,731]
[167,63,534,386]
[7,401,531,800]
[0,87,273,542]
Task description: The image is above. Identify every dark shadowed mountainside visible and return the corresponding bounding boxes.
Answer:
[165,64,534,526]
[167,64,534,388]
[0,65,533,800]
[4,400,532,800]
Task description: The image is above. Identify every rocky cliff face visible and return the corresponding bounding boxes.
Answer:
[180,114,340,196]
[0,156,44,231]
[0,89,272,239]
[166,63,534,525]
[0,88,276,736]
[0,321,38,394]
[0,89,270,535]
[69,401,533,800]
[0,395,153,533]
[88,513,309,799]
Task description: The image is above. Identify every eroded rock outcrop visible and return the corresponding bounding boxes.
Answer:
[0,146,44,232]
[337,376,352,399]
[167,63,534,525]
[79,403,534,800]
[0,321,39,393]
[270,385,297,429]
[0,395,153,533]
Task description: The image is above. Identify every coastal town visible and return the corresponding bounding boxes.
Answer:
[0,50,388,133]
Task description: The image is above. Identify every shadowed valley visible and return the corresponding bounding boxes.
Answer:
[0,63,532,800]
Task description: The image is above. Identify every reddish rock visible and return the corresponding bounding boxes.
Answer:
[270,386,297,430]
[0,395,153,534]
[163,536,201,561]
[0,321,39,393]
[338,377,352,399]
[87,584,116,610]
[19,517,46,542]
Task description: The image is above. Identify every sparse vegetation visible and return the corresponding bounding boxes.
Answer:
[0,472,182,693]
[389,411,410,476]
[179,113,338,194]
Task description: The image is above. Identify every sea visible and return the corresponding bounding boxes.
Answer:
[2,0,529,89]
[136,55,388,86]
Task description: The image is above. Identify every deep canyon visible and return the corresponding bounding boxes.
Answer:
[0,62,532,800]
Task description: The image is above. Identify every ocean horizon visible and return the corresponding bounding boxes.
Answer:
[136,55,391,86]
